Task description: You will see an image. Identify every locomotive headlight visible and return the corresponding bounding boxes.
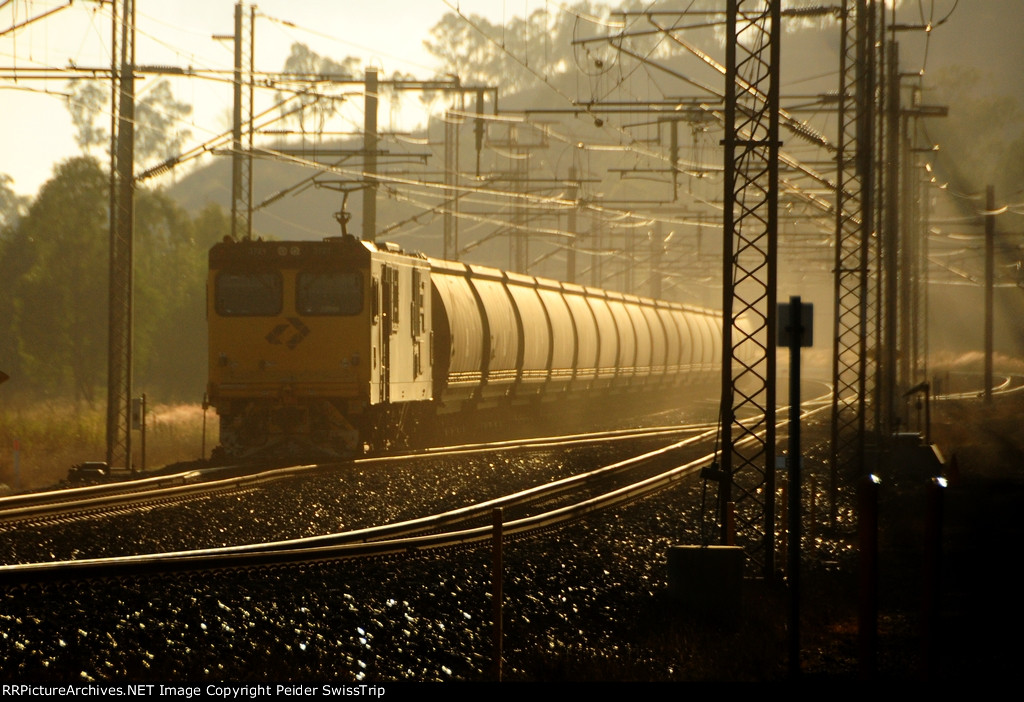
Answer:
[277,245,288,256]
[290,246,300,256]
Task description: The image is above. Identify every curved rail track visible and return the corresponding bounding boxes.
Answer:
[0,422,717,529]
[7,373,1012,587]
[0,435,716,584]
[0,395,836,585]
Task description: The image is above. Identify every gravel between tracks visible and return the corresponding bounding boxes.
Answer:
[0,466,721,682]
[2,396,1022,682]
[0,442,675,564]
[1,438,726,682]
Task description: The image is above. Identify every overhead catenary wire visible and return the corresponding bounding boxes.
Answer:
[0,0,73,39]
[4,1,968,255]
[4,0,832,241]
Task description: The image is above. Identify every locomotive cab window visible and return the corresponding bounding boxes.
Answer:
[215,272,282,316]
[297,271,363,315]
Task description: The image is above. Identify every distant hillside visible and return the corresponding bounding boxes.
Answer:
[166,140,435,247]
[161,1,1024,324]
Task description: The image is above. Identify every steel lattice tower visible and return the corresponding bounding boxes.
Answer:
[720,0,780,577]
[829,0,875,524]
[864,1,884,439]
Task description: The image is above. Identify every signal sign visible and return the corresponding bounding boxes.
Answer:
[777,302,813,347]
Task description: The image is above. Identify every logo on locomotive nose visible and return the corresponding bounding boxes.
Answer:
[266,317,310,349]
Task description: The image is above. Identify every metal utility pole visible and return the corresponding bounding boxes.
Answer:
[362,68,379,242]
[781,296,812,677]
[443,109,460,260]
[899,88,914,395]
[985,185,995,403]
[566,166,578,283]
[481,121,551,274]
[474,88,486,177]
[512,127,528,273]
[621,225,635,295]
[882,38,900,432]
[902,96,946,388]
[914,159,930,383]
[230,1,255,242]
[106,0,136,471]
[870,5,885,439]
[719,0,780,577]
[650,221,663,300]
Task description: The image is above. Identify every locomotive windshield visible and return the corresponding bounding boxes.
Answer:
[297,271,363,315]
[215,272,282,316]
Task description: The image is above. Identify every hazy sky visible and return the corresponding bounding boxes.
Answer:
[0,0,518,197]
[2,1,1018,199]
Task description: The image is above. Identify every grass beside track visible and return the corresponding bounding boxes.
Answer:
[0,401,214,491]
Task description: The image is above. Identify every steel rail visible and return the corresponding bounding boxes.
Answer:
[935,373,1021,400]
[0,425,723,568]
[0,397,836,585]
[0,446,719,586]
[203,426,727,552]
[0,464,319,524]
[0,423,715,522]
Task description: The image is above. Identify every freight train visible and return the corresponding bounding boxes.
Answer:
[207,234,725,458]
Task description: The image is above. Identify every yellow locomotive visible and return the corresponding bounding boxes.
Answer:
[207,234,724,458]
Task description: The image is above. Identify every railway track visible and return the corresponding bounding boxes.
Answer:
[0,421,715,531]
[3,382,997,681]
[12,371,1010,585]
[933,372,1024,399]
[0,395,836,585]
[0,470,264,529]
[0,444,721,579]
[0,374,844,534]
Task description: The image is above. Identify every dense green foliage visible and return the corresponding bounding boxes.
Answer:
[0,157,228,405]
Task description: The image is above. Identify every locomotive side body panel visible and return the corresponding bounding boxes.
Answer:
[368,249,433,406]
